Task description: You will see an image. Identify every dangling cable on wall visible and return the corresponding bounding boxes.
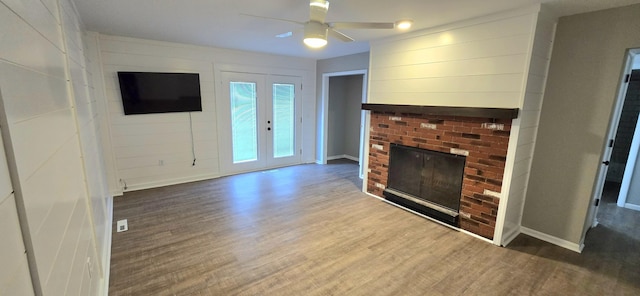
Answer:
[189,112,196,166]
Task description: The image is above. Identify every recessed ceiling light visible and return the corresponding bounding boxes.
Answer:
[395,19,413,30]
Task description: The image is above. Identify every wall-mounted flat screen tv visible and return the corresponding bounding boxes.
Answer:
[117,72,202,115]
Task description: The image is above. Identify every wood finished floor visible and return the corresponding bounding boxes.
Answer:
[109,160,640,295]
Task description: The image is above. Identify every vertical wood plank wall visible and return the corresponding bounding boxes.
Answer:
[95,35,316,193]
[0,0,111,295]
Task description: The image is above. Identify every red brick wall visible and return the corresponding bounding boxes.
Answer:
[367,111,512,239]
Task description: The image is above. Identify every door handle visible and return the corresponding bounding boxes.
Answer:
[602,161,610,165]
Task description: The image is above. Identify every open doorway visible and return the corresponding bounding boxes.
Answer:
[585,49,640,241]
[607,67,640,211]
[319,70,368,178]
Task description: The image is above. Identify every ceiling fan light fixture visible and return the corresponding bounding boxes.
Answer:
[395,19,413,30]
[304,21,328,48]
[304,37,328,48]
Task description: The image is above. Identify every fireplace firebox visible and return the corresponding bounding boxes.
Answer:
[383,144,466,226]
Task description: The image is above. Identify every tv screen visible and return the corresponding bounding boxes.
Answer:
[117,72,202,115]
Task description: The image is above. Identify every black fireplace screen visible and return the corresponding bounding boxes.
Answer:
[387,144,466,212]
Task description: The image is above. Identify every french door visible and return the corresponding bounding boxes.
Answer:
[219,72,302,173]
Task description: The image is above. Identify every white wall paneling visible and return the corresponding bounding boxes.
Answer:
[369,7,540,108]
[0,0,112,294]
[496,9,557,246]
[85,32,120,196]
[0,195,35,296]
[0,125,34,295]
[96,34,315,191]
[61,0,111,287]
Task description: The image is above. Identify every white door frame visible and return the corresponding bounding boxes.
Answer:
[319,70,368,177]
[583,49,637,241]
[618,112,640,208]
[217,70,302,175]
[617,50,640,209]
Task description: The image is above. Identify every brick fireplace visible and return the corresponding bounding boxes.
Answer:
[364,106,514,239]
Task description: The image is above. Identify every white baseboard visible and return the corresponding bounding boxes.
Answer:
[521,226,584,253]
[327,154,359,162]
[343,155,359,162]
[500,226,521,247]
[624,203,640,212]
[101,196,114,296]
[110,190,123,197]
[363,192,494,245]
[123,173,219,192]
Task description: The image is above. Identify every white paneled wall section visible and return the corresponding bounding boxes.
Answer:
[367,5,556,246]
[62,0,111,283]
[369,7,541,108]
[95,35,316,192]
[499,11,557,245]
[0,133,34,295]
[0,0,111,295]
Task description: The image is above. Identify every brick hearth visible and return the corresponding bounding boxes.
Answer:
[367,111,512,239]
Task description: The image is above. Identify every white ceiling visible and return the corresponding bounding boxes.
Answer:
[72,0,640,60]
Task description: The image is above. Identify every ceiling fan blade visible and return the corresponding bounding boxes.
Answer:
[240,13,305,25]
[328,28,354,42]
[330,22,395,29]
[309,0,329,23]
[275,31,293,38]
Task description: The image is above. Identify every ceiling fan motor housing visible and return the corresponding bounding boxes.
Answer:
[309,0,329,23]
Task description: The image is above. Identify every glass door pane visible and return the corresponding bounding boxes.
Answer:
[230,82,258,163]
[272,83,295,158]
[220,72,300,174]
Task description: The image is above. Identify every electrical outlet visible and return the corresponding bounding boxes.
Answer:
[117,219,128,232]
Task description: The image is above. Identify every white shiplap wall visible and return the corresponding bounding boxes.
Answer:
[367,5,556,246]
[496,10,557,245]
[62,0,111,283]
[369,7,539,108]
[95,35,316,192]
[0,0,110,295]
[0,133,33,295]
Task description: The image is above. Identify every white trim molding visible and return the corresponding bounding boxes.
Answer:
[500,226,521,247]
[327,154,359,162]
[123,173,219,193]
[101,196,114,296]
[521,226,584,253]
[624,203,640,212]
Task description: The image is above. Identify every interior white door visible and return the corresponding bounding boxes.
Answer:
[219,72,302,174]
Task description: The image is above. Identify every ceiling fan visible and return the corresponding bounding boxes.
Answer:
[243,0,412,48]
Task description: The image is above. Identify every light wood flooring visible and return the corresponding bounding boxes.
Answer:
[109,160,640,295]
